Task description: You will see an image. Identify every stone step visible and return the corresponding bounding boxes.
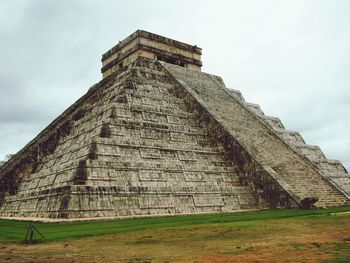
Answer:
[225,88,245,102]
[246,102,264,116]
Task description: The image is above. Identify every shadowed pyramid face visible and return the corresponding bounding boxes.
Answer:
[101,30,202,78]
[0,30,349,220]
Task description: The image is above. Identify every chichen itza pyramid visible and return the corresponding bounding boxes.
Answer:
[0,30,349,219]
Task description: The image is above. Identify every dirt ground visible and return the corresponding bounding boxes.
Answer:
[1,214,350,263]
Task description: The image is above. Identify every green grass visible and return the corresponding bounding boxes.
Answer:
[1,207,350,262]
[1,206,350,243]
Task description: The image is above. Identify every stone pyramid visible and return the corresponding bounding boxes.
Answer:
[0,30,349,219]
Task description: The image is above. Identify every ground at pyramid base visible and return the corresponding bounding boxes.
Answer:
[0,30,349,219]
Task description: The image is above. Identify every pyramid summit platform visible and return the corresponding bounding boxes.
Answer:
[0,30,349,219]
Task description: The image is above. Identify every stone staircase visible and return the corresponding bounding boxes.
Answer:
[162,61,349,207]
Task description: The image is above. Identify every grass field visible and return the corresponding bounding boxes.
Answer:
[1,207,350,262]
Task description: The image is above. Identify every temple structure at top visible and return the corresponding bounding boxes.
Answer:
[101,30,202,78]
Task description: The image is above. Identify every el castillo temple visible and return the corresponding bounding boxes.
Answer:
[0,30,349,219]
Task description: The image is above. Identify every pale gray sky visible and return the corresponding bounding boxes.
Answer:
[0,0,349,169]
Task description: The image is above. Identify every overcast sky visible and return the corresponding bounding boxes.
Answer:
[0,0,349,170]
